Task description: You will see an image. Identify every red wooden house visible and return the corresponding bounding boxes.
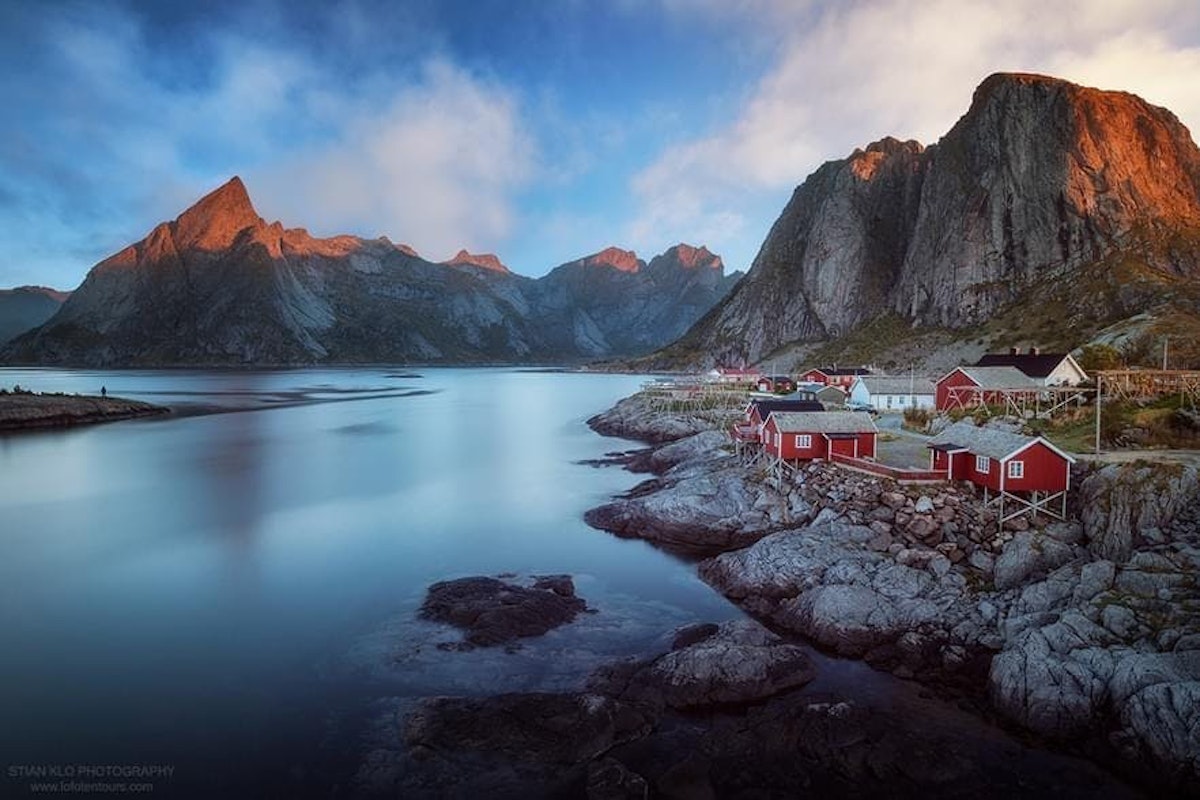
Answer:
[928,421,1075,525]
[730,398,824,452]
[934,366,1040,411]
[762,411,878,462]
[799,367,872,388]
[756,375,797,394]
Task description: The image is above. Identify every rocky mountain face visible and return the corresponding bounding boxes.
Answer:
[0,286,70,345]
[531,244,740,357]
[664,73,1200,367]
[1,179,739,366]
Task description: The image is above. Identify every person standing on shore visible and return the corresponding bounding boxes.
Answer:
[100,386,107,398]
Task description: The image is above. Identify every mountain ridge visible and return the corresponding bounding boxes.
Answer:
[1,180,740,366]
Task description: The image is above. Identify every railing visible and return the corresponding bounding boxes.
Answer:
[829,453,948,483]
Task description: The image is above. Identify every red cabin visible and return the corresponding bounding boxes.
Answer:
[928,421,1075,525]
[934,366,1041,411]
[799,367,871,388]
[756,375,797,394]
[762,411,877,462]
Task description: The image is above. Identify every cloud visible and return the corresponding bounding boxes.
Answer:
[632,0,1200,270]
[0,2,535,285]
[250,60,534,260]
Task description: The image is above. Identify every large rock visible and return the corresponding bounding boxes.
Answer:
[989,611,1119,738]
[586,393,736,444]
[1080,463,1200,562]
[700,520,987,669]
[420,575,589,648]
[585,463,782,553]
[992,530,1076,590]
[596,619,816,709]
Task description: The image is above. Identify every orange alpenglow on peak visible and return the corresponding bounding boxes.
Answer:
[170,176,264,252]
[667,243,723,270]
[585,246,641,273]
[443,249,511,273]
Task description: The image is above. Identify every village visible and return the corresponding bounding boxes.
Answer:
[582,348,1200,796]
[639,348,1200,533]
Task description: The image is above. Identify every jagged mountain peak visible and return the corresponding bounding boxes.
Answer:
[443,249,511,273]
[660,243,723,271]
[583,246,642,273]
[170,176,263,252]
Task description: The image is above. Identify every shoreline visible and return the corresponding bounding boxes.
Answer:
[0,391,169,432]
[582,390,1200,796]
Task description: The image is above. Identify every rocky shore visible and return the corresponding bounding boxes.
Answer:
[360,609,1130,798]
[584,391,1200,795]
[0,391,168,431]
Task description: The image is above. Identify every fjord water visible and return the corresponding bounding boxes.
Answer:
[0,368,740,796]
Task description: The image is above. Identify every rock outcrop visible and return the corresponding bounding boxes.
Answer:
[659,73,1200,367]
[419,575,589,648]
[2,180,740,366]
[592,619,817,709]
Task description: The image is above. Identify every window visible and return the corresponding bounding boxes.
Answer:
[1007,460,1024,479]
[975,455,990,473]
[796,434,812,449]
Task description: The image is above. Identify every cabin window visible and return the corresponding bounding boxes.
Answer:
[975,455,990,473]
[1007,460,1024,479]
[795,434,812,449]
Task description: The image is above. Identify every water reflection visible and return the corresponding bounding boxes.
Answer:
[0,368,742,796]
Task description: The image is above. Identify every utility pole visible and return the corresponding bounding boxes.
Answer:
[1163,336,1169,371]
[1094,373,1103,454]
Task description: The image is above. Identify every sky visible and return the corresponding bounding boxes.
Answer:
[3,0,1200,289]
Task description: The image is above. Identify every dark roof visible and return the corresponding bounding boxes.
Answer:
[760,375,794,382]
[974,352,1070,378]
[749,399,825,417]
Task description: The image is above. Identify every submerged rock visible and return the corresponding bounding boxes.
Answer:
[420,575,589,648]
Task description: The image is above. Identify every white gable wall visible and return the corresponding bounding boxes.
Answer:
[849,381,935,411]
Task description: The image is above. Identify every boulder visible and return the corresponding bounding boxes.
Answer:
[601,619,817,709]
[993,531,1075,590]
[420,575,589,647]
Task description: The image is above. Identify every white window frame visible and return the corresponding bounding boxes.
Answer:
[975,455,990,473]
[1007,460,1024,479]
[795,434,812,449]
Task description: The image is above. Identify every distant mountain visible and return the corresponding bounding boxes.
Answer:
[0,286,71,345]
[531,244,741,357]
[1,179,740,366]
[654,73,1200,370]
[442,250,511,274]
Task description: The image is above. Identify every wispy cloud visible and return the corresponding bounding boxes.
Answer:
[631,0,1200,269]
[0,2,536,284]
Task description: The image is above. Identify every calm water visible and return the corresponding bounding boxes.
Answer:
[0,367,1139,798]
[0,368,742,797]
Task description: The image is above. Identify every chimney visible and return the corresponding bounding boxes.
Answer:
[1030,346,1040,356]
[1009,346,1020,355]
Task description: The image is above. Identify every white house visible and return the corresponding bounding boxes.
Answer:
[849,375,936,412]
[974,349,1088,386]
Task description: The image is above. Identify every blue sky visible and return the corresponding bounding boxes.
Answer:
[3,0,1200,288]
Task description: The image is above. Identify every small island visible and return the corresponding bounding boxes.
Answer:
[0,387,169,432]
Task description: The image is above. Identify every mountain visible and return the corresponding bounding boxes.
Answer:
[442,250,511,274]
[0,286,71,345]
[531,244,741,357]
[658,73,1200,369]
[1,179,739,365]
